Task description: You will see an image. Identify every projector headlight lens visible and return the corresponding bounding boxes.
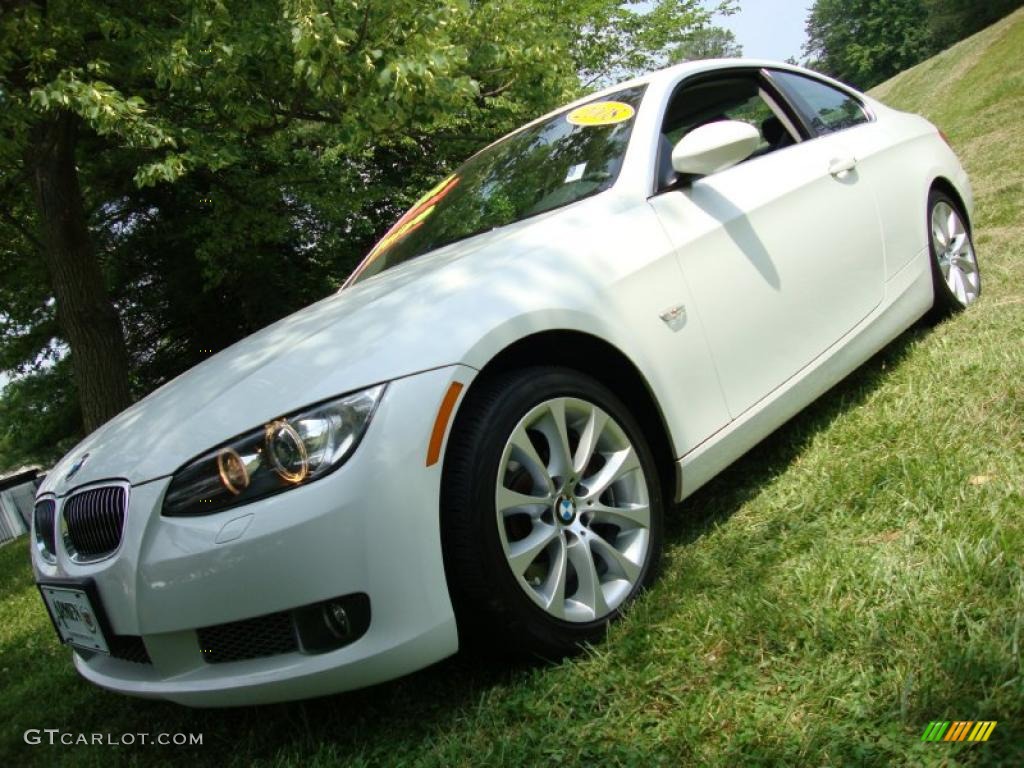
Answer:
[216,448,250,494]
[265,420,309,484]
[163,384,385,516]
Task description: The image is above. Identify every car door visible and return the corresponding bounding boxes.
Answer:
[647,69,886,419]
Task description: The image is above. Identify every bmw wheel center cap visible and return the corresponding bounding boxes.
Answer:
[556,495,577,524]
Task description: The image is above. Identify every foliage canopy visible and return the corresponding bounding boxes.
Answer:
[0,0,733,469]
[803,0,1024,89]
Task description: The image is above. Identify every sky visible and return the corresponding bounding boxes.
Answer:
[719,0,812,63]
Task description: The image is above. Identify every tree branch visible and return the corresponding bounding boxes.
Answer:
[480,77,517,99]
[353,1,372,53]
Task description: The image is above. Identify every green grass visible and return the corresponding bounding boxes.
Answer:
[3,11,1024,767]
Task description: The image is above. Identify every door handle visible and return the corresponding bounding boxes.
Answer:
[829,156,857,177]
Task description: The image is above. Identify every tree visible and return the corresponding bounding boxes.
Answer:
[0,0,725,469]
[803,0,935,89]
[1,3,143,432]
[0,0,558,436]
[924,0,1024,49]
[565,0,737,87]
[803,0,1024,90]
[670,26,743,63]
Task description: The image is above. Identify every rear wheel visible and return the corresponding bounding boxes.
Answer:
[441,367,663,657]
[927,190,980,321]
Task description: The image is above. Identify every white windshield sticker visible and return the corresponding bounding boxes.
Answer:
[565,163,587,183]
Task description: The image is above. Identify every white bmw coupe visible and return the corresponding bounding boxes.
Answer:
[32,60,979,706]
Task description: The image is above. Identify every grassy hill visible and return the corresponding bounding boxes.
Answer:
[2,11,1023,768]
[871,7,1024,244]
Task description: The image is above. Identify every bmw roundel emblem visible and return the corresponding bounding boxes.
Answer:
[65,452,90,482]
[558,497,575,523]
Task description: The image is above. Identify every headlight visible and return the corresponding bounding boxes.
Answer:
[162,384,386,517]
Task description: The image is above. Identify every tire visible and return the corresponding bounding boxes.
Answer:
[926,189,981,323]
[441,366,664,658]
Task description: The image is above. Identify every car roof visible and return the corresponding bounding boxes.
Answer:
[483,59,860,153]
[568,58,859,108]
[446,58,872,187]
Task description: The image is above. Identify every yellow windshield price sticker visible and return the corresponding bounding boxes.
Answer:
[566,101,636,127]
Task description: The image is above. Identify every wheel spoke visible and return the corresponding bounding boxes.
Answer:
[542,536,568,617]
[581,446,641,501]
[589,500,650,530]
[932,205,950,248]
[949,265,967,304]
[942,207,958,237]
[963,268,979,295]
[508,426,554,493]
[589,531,642,582]
[497,484,551,517]
[947,208,962,239]
[958,253,978,276]
[567,536,609,619]
[538,399,574,479]
[962,270,979,298]
[573,406,608,475]
[507,524,558,576]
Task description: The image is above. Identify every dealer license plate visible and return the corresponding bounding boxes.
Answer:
[39,585,110,654]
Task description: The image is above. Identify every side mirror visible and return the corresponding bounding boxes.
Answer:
[671,120,761,177]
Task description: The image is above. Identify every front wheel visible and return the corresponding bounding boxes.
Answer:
[441,367,663,658]
[927,190,981,322]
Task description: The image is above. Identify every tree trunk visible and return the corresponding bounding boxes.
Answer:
[27,111,132,433]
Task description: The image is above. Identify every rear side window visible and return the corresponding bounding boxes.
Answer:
[770,71,870,136]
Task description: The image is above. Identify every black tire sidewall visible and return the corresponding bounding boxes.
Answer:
[443,366,664,655]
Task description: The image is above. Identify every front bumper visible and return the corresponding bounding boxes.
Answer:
[32,365,473,706]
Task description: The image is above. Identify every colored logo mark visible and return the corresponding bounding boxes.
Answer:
[921,721,997,742]
[65,452,89,482]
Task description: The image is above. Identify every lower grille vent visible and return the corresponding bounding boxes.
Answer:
[109,635,152,664]
[197,610,298,664]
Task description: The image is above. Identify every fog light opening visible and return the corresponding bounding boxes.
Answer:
[292,593,371,655]
[323,601,352,640]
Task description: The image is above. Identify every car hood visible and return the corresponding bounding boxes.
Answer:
[40,202,604,495]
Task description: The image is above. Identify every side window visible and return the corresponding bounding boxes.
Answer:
[664,90,777,150]
[656,75,799,189]
[770,71,869,136]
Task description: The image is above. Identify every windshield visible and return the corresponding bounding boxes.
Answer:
[347,85,646,285]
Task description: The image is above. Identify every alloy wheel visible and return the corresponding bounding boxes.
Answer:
[931,201,979,306]
[494,397,651,623]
